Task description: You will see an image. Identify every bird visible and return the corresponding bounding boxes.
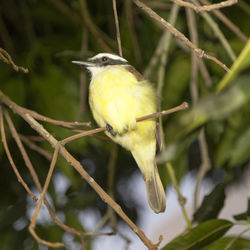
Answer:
[72,53,166,213]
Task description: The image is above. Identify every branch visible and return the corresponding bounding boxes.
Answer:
[137,102,188,122]
[21,106,91,128]
[0,93,113,243]
[191,0,236,62]
[157,4,180,106]
[3,110,43,188]
[185,9,211,211]
[112,0,123,57]
[0,107,37,201]
[166,163,192,229]
[19,134,53,161]
[171,0,237,12]
[125,0,142,65]
[0,48,28,73]
[200,0,248,43]
[132,0,230,72]
[0,90,162,250]
[194,128,211,210]
[60,102,188,145]
[29,146,64,248]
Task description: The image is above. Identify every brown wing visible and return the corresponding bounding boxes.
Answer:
[125,65,162,153]
[125,65,144,81]
[155,122,162,154]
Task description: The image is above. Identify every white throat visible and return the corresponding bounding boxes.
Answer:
[86,53,128,78]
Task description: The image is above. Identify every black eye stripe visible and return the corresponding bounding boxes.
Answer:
[88,57,128,66]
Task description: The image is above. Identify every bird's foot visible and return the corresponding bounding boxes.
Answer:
[106,123,117,136]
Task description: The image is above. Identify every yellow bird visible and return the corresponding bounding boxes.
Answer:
[73,53,166,213]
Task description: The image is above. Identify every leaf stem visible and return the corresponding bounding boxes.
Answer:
[166,162,192,229]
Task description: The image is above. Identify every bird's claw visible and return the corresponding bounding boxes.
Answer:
[106,123,117,136]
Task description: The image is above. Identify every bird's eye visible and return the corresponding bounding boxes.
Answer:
[102,56,108,62]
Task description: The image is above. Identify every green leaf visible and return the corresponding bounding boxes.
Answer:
[159,75,250,162]
[193,184,226,223]
[217,39,250,93]
[179,75,250,138]
[229,128,250,166]
[203,237,250,250]
[233,198,250,221]
[162,219,233,250]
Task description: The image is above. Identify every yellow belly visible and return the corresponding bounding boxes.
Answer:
[89,66,157,154]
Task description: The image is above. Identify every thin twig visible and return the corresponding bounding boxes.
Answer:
[29,121,159,249]
[2,101,110,239]
[185,6,212,87]
[21,106,91,128]
[0,90,161,250]
[94,144,119,234]
[112,0,123,57]
[198,59,212,87]
[132,0,230,72]
[157,4,180,149]
[194,128,211,210]
[200,0,248,43]
[61,127,106,145]
[166,163,192,229]
[186,7,199,103]
[19,134,53,161]
[136,102,188,122]
[107,143,119,228]
[0,48,28,73]
[29,145,64,248]
[225,227,250,249]
[72,128,110,142]
[171,0,237,12]
[125,0,142,65]
[94,209,114,233]
[2,98,115,246]
[61,102,188,145]
[157,4,180,106]
[4,110,46,189]
[190,0,236,62]
[107,144,118,199]
[0,107,37,201]
[185,9,211,211]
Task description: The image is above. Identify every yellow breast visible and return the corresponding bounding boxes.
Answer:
[89,65,157,152]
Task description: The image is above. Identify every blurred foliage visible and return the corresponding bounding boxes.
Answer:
[233,198,250,222]
[162,219,233,250]
[193,183,225,223]
[0,0,250,249]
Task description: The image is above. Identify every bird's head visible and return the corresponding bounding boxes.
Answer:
[72,53,128,77]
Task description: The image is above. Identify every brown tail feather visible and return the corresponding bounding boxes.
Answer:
[145,163,166,213]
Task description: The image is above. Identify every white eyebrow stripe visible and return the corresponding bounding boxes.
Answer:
[89,53,128,63]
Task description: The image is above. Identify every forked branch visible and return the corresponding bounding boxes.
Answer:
[132,0,230,72]
[0,89,188,249]
[171,0,237,12]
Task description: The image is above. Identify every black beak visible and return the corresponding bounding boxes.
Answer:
[72,60,94,68]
